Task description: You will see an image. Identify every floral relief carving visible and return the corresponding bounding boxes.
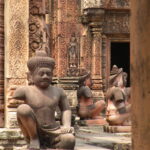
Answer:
[7,0,29,79]
[29,0,50,57]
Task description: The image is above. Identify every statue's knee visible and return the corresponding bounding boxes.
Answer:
[17,104,32,117]
[61,134,75,145]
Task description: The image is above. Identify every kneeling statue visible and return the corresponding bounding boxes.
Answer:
[13,51,75,149]
[105,65,131,126]
[77,72,105,120]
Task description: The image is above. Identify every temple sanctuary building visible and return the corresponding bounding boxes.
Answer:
[0,0,130,148]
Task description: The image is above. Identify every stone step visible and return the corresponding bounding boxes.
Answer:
[75,126,131,150]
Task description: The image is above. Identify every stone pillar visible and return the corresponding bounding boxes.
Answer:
[91,26,102,90]
[131,0,150,149]
[101,35,107,92]
[0,0,4,127]
[5,0,29,128]
[89,24,104,100]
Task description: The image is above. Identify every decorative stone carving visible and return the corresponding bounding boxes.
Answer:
[103,13,130,34]
[0,0,4,127]
[5,0,29,128]
[101,0,130,8]
[7,112,19,128]
[67,33,80,76]
[81,0,102,9]
[13,51,75,149]
[5,0,29,79]
[29,0,50,57]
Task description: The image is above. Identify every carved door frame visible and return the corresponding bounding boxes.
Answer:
[105,36,130,90]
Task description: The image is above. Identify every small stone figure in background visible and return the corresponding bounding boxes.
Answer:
[77,72,106,120]
[105,65,131,126]
[68,33,78,68]
[12,51,75,149]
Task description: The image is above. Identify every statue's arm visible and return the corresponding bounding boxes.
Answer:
[58,88,71,127]
[115,100,127,114]
[12,86,26,100]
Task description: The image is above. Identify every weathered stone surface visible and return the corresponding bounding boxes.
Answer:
[5,0,29,128]
[131,0,150,150]
[0,128,26,150]
[29,0,50,57]
[0,0,4,128]
[75,126,131,150]
[52,0,81,77]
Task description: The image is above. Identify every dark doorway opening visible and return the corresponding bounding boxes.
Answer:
[111,42,130,87]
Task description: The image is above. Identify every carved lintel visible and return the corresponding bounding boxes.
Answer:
[103,12,130,34]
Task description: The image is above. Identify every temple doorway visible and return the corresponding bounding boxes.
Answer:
[111,42,130,87]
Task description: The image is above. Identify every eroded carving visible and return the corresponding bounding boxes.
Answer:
[29,0,50,57]
[6,0,28,78]
[67,33,80,76]
[103,13,129,34]
[105,65,131,126]
[102,0,130,8]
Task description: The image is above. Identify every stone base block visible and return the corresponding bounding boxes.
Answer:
[103,125,131,133]
[77,118,108,126]
[0,128,27,150]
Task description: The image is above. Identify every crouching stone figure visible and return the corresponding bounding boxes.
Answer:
[106,65,131,126]
[13,51,75,149]
[77,72,105,120]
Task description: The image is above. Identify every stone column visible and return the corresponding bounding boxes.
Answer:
[131,0,150,149]
[91,25,102,90]
[5,0,29,128]
[101,35,107,92]
[90,24,104,100]
[0,0,4,127]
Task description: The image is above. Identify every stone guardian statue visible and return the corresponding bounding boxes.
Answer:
[12,51,75,149]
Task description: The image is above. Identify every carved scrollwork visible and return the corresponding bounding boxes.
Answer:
[29,0,49,57]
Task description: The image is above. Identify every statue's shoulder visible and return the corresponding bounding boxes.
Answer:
[13,86,29,99]
[15,85,28,92]
[79,86,91,92]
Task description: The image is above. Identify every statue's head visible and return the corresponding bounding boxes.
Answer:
[78,72,92,87]
[109,65,127,87]
[27,51,55,89]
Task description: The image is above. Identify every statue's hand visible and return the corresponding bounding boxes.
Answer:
[61,126,74,134]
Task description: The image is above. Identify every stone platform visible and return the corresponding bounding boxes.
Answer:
[0,126,131,150]
[75,125,131,150]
